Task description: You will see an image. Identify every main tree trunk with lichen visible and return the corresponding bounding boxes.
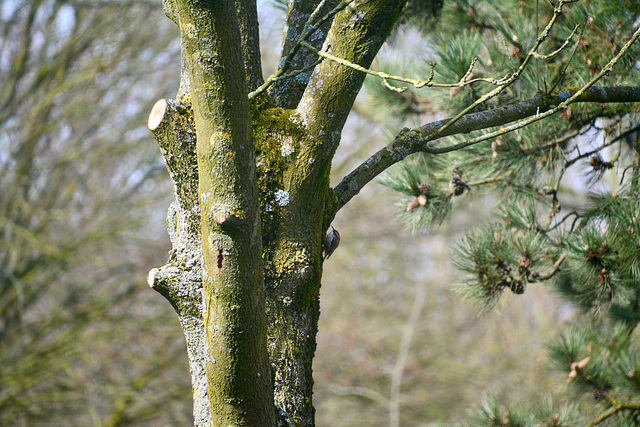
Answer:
[148,0,405,425]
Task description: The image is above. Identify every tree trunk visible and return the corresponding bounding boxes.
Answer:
[148,0,407,425]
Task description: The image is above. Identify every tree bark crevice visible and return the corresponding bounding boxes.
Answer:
[271,0,342,109]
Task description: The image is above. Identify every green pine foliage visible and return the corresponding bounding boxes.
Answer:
[462,393,584,426]
[373,0,640,424]
[378,152,453,232]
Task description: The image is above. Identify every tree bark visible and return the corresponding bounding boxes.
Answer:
[148,97,210,424]
[150,0,407,425]
[152,1,275,425]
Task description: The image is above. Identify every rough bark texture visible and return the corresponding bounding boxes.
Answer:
[150,0,407,425]
[148,98,209,424]
[177,1,274,424]
[265,2,408,424]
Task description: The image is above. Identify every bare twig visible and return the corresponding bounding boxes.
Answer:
[299,0,579,102]
[532,24,580,60]
[390,282,426,427]
[300,41,495,90]
[531,254,566,281]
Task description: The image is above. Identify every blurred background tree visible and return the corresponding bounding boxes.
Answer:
[0,1,192,425]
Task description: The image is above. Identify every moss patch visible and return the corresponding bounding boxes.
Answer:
[252,107,306,251]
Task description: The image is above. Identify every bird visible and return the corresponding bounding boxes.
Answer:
[324,226,340,260]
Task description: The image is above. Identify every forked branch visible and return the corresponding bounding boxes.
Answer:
[333,86,640,211]
[248,0,353,100]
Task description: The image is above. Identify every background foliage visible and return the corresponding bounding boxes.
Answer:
[0,1,191,425]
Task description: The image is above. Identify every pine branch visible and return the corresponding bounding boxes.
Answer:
[430,0,577,140]
[334,0,640,214]
[586,401,640,427]
[532,23,580,61]
[334,85,640,212]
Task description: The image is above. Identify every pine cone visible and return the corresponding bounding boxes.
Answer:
[509,280,525,294]
[417,183,431,195]
[450,176,469,196]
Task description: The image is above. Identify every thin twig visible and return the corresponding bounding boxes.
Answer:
[390,282,426,427]
[549,18,587,93]
[547,211,580,232]
[586,401,640,427]
[532,24,580,60]
[300,41,495,89]
[531,254,566,281]
[565,138,619,167]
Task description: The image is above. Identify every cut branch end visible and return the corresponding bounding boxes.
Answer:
[147,268,158,288]
[148,98,168,130]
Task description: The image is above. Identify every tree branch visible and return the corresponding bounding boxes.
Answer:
[300,41,495,90]
[173,1,274,424]
[334,86,640,211]
[587,401,640,427]
[531,255,566,282]
[270,0,342,108]
[429,0,576,140]
[296,0,407,157]
[235,0,263,91]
